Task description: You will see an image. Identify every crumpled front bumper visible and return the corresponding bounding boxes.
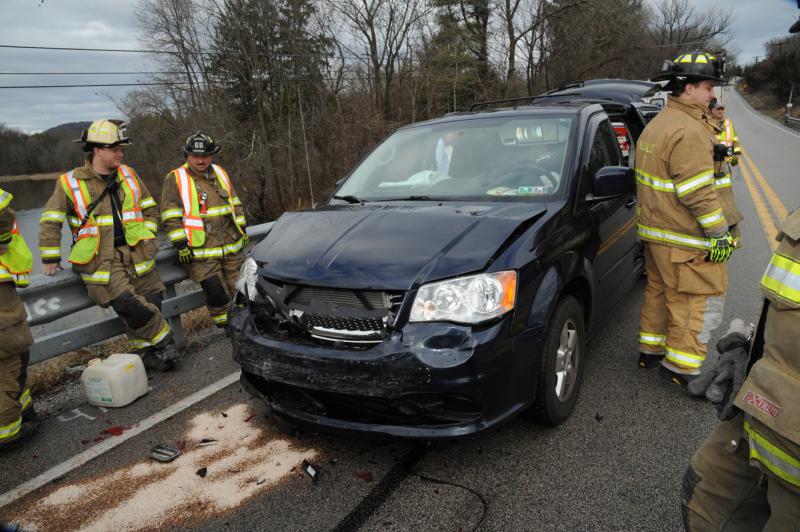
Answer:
[229,306,545,439]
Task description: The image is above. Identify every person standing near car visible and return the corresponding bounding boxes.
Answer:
[635,52,737,387]
[39,119,175,372]
[681,208,800,529]
[708,98,744,247]
[160,132,247,329]
[0,187,39,452]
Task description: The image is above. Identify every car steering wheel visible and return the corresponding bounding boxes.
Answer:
[487,162,551,188]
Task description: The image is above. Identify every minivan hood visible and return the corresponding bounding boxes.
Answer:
[254,203,547,290]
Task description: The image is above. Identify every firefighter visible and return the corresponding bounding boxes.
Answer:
[160,132,247,328]
[39,119,175,372]
[0,187,38,452]
[708,98,744,246]
[635,51,738,386]
[682,209,800,529]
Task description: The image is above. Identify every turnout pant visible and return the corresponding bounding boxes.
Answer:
[682,413,800,531]
[186,252,245,326]
[0,284,34,443]
[86,246,171,351]
[638,242,727,373]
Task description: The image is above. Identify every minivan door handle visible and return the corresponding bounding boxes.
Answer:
[625,198,637,209]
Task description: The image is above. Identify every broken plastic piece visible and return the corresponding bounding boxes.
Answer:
[150,443,182,463]
[302,460,320,483]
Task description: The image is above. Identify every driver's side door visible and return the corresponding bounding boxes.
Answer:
[583,117,638,318]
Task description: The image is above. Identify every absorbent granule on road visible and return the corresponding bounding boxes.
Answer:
[8,403,317,532]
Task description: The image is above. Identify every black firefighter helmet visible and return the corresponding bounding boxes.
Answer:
[652,51,725,90]
[184,132,220,156]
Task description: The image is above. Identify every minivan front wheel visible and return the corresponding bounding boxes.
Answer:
[531,295,586,425]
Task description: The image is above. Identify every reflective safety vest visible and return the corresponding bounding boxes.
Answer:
[172,164,244,251]
[715,118,741,155]
[0,189,33,287]
[59,165,155,265]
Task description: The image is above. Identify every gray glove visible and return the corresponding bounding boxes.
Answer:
[707,344,749,420]
[686,319,751,397]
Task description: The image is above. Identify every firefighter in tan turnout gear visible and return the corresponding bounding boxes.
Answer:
[682,209,800,530]
[160,132,247,328]
[635,51,739,385]
[708,98,744,246]
[0,188,38,452]
[39,119,176,372]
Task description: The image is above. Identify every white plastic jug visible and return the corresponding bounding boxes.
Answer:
[81,354,149,407]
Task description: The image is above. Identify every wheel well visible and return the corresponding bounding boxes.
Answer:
[561,276,592,328]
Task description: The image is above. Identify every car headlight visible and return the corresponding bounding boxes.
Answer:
[410,271,517,324]
[235,257,258,301]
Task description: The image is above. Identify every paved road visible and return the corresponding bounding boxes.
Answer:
[1,90,797,531]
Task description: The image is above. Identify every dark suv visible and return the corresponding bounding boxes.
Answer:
[230,87,649,438]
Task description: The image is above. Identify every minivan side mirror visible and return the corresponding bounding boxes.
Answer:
[587,166,633,202]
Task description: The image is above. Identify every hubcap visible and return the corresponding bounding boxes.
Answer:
[554,318,579,401]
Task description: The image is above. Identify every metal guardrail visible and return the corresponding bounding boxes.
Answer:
[785,115,800,131]
[21,222,273,364]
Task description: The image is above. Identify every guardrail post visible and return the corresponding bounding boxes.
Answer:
[165,284,187,351]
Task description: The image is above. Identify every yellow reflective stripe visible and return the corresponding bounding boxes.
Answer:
[140,197,156,209]
[675,170,714,198]
[636,224,711,250]
[129,338,149,350]
[639,332,666,346]
[0,190,11,211]
[0,417,21,440]
[636,169,674,192]
[211,313,228,324]
[0,231,10,242]
[144,220,158,233]
[168,228,187,242]
[761,253,800,304]
[40,210,66,223]
[232,197,242,206]
[223,237,244,255]
[697,208,726,230]
[39,246,61,258]
[695,54,708,63]
[19,388,31,410]
[161,208,184,221]
[80,270,111,284]
[134,258,155,276]
[235,216,246,227]
[744,420,800,488]
[150,321,171,345]
[202,205,233,217]
[192,247,224,259]
[665,346,703,369]
[93,215,115,226]
[714,176,732,189]
[67,216,81,227]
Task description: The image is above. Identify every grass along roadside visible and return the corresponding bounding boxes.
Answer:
[28,307,214,395]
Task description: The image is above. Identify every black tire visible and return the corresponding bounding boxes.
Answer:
[530,295,586,425]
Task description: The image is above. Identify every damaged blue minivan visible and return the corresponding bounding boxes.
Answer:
[230,89,650,438]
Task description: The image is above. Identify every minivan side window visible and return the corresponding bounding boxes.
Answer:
[579,119,622,199]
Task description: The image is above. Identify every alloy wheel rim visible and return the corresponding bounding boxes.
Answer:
[554,318,579,401]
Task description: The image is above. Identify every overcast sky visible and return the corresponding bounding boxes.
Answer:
[0,0,797,133]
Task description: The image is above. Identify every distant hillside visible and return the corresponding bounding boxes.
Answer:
[42,121,91,136]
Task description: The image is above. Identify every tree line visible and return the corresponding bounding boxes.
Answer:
[741,33,799,113]
[4,0,732,222]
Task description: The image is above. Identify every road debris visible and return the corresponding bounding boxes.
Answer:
[196,467,208,478]
[301,460,320,483]
[150,444,182,463]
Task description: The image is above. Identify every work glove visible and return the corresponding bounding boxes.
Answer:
[729,155,739,167]
[686,319,752,419]
[707,232,734,263]
[177,245,194,265]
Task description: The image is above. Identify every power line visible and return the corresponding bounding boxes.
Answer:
[0,43,407,61]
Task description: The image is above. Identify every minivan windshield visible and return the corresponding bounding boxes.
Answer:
[336,114,575,202]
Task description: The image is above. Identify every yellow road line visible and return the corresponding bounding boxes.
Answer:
[739,152,778,250]
[740,147,788,221]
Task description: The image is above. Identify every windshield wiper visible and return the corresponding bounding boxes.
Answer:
[375,195,436,201]
[333,194,364,204]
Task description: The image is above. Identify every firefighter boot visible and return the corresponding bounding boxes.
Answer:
[0,419,39,454]
[140,337,177,373]
[639,352,665,369]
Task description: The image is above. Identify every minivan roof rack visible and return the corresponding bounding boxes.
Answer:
[469,96,536,111]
